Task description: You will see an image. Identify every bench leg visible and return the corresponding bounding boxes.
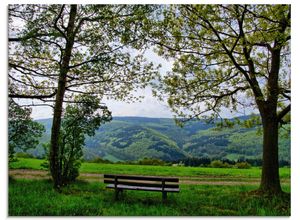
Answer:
[115,189,123,200]
[115,189,120,200]
[162,192,167,202]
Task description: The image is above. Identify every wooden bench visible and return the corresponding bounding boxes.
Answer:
[104,174,179,202]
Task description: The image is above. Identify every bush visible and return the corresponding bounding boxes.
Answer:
[89,157,112,164]
[138,158,166,166]
[15,152,34,158]
[40,160,49,170]
[235,162,251,169]
[210,160,224,168]
[210,160,232,168]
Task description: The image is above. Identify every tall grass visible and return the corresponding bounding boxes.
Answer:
[9,178,290,216]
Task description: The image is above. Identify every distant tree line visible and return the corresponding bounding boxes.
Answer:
[14,153,290,168]
[174,157,290,168]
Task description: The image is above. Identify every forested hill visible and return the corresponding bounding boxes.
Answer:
[33,116,290,162]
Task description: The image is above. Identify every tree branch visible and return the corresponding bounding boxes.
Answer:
[277,104,291,121]
[53,5,67,39]
[9,90,57,99]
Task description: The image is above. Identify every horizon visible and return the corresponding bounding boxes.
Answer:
[34,114,256,121]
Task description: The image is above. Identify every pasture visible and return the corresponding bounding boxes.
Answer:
[8,158,290,216]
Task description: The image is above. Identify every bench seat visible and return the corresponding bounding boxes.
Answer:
[104,174,180,201]
[106,184,180,192]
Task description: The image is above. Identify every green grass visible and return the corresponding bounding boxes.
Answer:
[9,158,291,216]
[9,158,48,170]
[9,178,290,216]
[9,158,291,179]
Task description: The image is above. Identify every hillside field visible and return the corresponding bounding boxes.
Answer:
[31,117,290,163]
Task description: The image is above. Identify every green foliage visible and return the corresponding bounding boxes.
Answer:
[137,157,168,166]
[57,94,112,184]
[15,152,35,159]
[150,5,290,121]
[235,162,251,169]
[9,5,160,103]
[210,160,232,168]
[8,99,45,161]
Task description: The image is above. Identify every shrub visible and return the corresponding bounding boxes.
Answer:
[210,160,224,168]
[138,158,166,166]
[89,157,112,164]
[235,162,251,169]
[210,160,232,168]
[15,152,34,158]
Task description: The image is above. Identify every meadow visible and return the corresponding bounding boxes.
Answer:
[9,158,291,179]
[8,158,291,216]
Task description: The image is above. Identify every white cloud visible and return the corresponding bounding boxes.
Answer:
[104,86,174,118]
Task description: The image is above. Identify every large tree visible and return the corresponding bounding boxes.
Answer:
[150,5,290,194]
[8,4,158,189]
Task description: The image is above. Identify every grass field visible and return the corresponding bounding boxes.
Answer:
[9,158,291,179]
[9,178,290,216]
[8,158,291,216]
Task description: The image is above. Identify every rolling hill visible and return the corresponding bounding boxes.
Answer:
[30,116,290,162]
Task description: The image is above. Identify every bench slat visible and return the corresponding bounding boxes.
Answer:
[106,184,180,192]
[104,174,179,182]
[104,179,179,188]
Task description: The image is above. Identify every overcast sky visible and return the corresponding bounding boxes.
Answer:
[28,48,258,120]
[29,49,176,119]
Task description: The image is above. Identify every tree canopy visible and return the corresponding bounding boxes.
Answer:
[8,4,159,104]
[150,5,290,123]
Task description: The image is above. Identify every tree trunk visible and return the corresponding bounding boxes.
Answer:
[50,71,67,189]
[257,41,283,195]
[49,4,77,189]
[259,111,282,194]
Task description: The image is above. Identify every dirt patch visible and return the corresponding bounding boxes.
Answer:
[8,169,290,186]
[180,179,259,185]
[9,169,50,179]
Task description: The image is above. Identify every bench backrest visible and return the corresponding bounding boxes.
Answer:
[104,174,179,189]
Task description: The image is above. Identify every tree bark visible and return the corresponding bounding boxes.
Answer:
[49,5,77,189]
[257,48,283,194]
[254,36,284,194]
[259,111,282,194]
[50,69,67,189]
